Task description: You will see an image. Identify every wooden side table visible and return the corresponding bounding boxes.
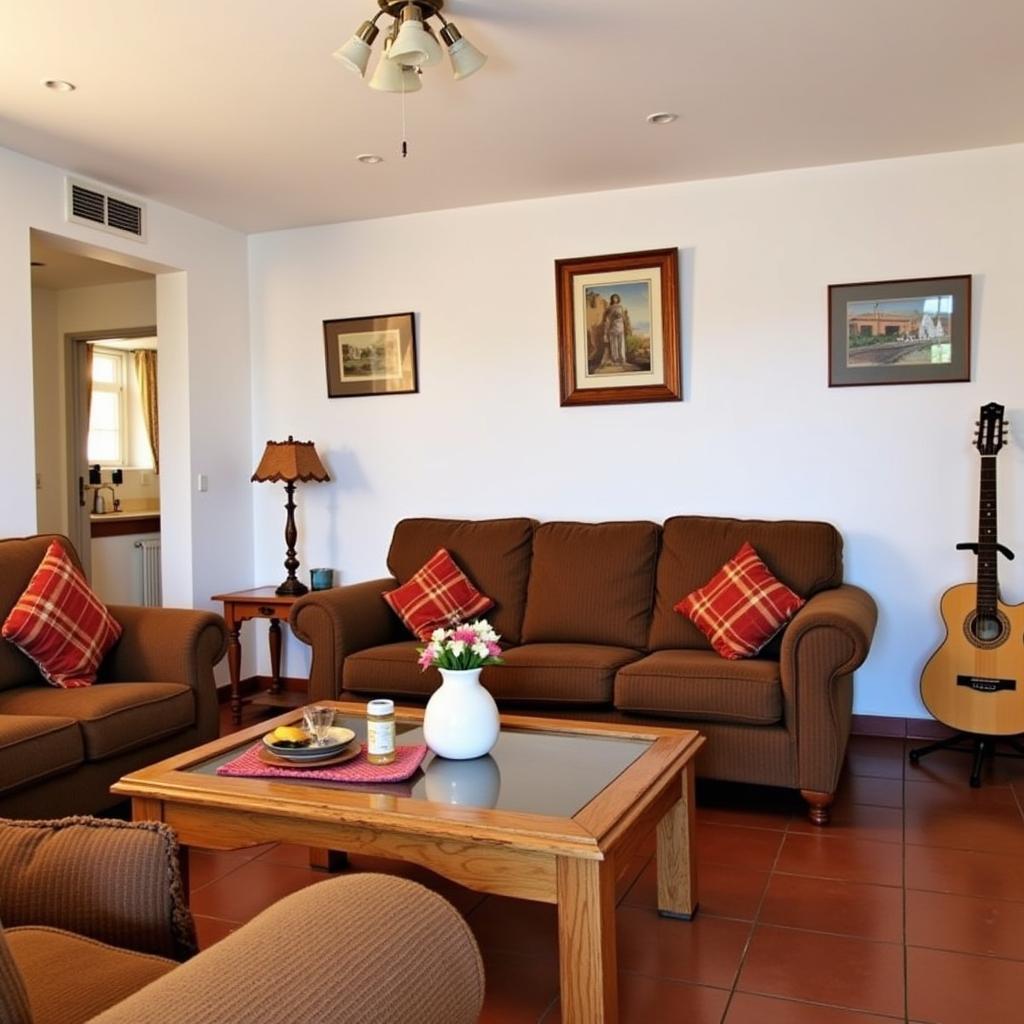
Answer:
[212,587,301,725]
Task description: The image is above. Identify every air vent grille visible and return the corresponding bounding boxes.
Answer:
[65,178,147,241]
[70,184,105,224]
[106,196,143,235]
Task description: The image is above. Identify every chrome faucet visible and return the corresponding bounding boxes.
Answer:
[93,485,117,515]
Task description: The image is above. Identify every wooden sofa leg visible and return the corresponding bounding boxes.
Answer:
[800,790,835,826]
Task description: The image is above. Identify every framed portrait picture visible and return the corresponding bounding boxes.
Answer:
[323,312,418,398]
[828,275,971,387]
[555,248,681,406]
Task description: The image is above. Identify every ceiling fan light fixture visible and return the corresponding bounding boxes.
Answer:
[333,20,381,77]
[390,4,442,68]
[440,23,488,81]
[368,40,423,93]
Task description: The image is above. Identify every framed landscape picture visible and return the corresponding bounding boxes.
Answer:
[323,312,418,398]
[555,248,681,406]
[828,275,971,387]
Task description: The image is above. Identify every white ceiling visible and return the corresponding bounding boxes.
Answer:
[2,1,1022,234]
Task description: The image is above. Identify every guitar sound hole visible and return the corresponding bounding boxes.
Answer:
[964,610,1009,648]
[973,616,1001,642]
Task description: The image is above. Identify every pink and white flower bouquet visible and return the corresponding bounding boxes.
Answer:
[418,620,503,672]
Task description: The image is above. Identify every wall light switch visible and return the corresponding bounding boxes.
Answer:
[197,474,208,493]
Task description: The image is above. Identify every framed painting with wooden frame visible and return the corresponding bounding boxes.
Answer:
[828,275,971,387]
[323,312,418,398]
[556,248,681,406]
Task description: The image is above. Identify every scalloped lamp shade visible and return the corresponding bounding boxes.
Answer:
[251,437,330,483]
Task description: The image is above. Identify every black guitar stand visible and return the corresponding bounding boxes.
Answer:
[908,539,1021,787]
[908,732,1024,788]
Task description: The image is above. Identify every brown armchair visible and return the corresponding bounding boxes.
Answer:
[0,817,484,1024]
[0,535,227,818]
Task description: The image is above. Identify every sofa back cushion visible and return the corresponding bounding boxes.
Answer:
[649,516,843,651]
[0,536,85,693]
[387,519,535,644]
[520,521,660,649]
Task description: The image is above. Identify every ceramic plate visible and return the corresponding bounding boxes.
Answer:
[262,726,356,759]
[257,740,362,769]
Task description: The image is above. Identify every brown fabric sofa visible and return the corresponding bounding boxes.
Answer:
[0,536,227,818]
[291,517,878,824]
[0,816,484,1024]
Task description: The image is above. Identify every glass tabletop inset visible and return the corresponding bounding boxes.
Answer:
[191,715,652,818]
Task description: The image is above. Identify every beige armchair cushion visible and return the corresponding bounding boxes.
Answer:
[0,920,31,1024]
[6,926,174,1024]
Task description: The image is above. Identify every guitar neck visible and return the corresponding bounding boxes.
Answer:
[977,454,999,614]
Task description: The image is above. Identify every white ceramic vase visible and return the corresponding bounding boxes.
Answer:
[423,668,500,760]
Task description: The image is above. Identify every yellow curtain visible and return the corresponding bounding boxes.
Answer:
[133,350,159,473]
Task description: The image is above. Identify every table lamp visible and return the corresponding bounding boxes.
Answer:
[251,436,330,596]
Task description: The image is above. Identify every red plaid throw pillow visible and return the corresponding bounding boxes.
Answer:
[383,548,494,642]
[675,542,805,660]
[1,540,122,688]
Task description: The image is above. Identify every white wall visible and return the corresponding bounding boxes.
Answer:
[248,143,1024,718]
[31,287,60,531]
[1,146,254,647]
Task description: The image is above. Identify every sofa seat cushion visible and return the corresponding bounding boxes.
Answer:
[344,642,438,698]
[344,641,643,706]
[0,716,83,796]
[0,684,194,762]
[615,650,783,724]
[483,644,643,705]
[521,521,660,649]
[388,519,535,644]
[6,925,175,1024]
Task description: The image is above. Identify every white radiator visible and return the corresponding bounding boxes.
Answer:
[134,539,162,607]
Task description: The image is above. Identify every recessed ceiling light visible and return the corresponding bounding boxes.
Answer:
[356,153,384,164]
[646,112,678,126]
[43,79,76,92]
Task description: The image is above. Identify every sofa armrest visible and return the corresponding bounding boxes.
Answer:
[100,607,227,743]
[780,584,878,793]
[89,874,485,1024]
[0,817,194,962]
[290,578,401,701]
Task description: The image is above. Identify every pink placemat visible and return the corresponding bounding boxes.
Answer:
[216,743,427,783]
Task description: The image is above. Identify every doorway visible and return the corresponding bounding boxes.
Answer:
[30,233,162,604]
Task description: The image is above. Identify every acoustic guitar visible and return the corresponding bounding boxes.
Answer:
[919,402,1024,736]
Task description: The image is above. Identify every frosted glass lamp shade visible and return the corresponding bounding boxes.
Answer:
[448,37,487,80]
[333,36,372,76]
[440,23,488,81]
[390,19,442,67]
[368,44,422,93]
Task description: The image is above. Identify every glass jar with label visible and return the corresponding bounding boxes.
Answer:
[366,699,396,765]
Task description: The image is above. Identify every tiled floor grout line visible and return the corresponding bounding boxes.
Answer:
[717,819,788,1022]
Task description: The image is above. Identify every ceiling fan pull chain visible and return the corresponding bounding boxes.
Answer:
[401,79,408,158]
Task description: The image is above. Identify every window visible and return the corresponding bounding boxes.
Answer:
[87,348,127,466]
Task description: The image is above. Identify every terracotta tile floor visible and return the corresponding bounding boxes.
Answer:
[190,713,1024,1022]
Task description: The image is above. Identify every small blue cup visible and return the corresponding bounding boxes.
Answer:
[310,568,333,591]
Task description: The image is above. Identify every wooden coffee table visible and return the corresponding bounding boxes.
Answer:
[113,702,703,1024]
